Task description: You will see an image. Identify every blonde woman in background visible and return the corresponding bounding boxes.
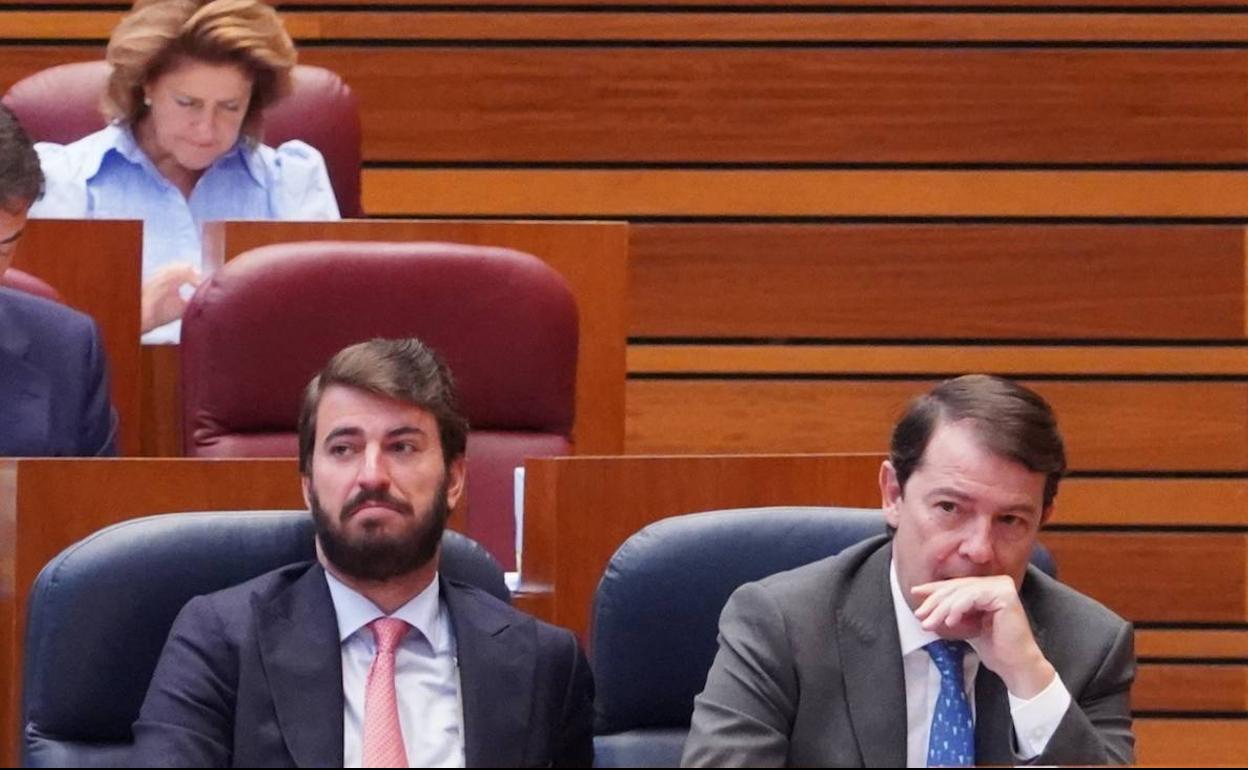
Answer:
[31,0,340,342]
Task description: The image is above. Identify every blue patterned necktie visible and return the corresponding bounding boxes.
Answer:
[924,640,975,767]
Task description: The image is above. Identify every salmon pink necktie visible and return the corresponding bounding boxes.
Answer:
[362,617,410,768]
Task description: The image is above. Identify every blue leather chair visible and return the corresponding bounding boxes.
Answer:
[20,510,508,767]
[589,506,1057,767]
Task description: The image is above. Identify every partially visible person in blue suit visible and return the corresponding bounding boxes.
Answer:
[0,104,118,457]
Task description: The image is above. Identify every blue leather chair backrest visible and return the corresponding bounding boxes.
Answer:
[21,510,508,767]
[589,506,1056,767]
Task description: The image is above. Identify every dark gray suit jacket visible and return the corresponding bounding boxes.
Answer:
[132,562,594,767]
[682,536,1135,767]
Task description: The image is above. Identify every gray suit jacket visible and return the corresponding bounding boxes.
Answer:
[682,536,1135,767]
[132,562,594,767]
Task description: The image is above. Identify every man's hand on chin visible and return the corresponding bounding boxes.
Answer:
[912,575,1057,699]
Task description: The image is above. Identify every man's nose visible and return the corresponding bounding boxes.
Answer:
[958,518,994,565]
[356,445,391,489]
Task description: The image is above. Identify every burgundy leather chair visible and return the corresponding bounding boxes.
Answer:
[180,241,579,570]
[2,62,363,217]
[0,268,62,303]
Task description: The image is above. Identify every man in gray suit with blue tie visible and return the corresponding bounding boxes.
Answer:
[683,375,1134,767]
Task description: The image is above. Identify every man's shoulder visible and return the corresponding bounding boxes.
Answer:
[184,561,320,622]
[749,534,892,601]
[443,579,578,650]
[0,287,94,339]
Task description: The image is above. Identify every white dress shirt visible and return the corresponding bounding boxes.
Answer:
[325,570,465,768]
[889,560,1072,767]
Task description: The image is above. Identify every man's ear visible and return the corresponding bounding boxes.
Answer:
[880,460,903,529]
[445,456,467,512]
[300,474,312,510]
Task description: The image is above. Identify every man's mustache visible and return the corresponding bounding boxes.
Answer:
[341,489,414,520]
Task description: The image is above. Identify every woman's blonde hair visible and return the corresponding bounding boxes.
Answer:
[103,0,296,140]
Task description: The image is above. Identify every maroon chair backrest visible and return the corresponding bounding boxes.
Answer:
[180,241,579,569]
[2,61,363,217]
[0,268,62,303]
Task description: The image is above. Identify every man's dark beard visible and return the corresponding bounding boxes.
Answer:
[311,477,453,581]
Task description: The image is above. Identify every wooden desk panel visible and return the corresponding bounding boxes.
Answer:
[0,458,305,766]
[13,220,143,456]
[200,219,628,455]
[519,453,883,642]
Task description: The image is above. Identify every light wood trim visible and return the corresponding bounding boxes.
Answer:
[625,380,1248,471]
[1135,663,1248,712]
[1137,718,1248,766]
[1059,478,1248,527]
[1043,532,1248,624]
[1138,629,1248,659]
[364,169,1248,218]
[629,345,1248,376]
[11,11,1248,42]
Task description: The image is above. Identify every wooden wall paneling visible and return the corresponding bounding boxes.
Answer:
[519,453,883,642]
[628,345,1248,377]
[1137,719,1248,765]
[362,168,1248,218]
[300,48,1248,164]
[13,11,1248,43]
[1058,478,1248,527]
[200,219,629,455]
[625,380,1248,471]
[0,458,306,767]
[1042,532,1247,624]
[13,220,143,456]
[628,224,1247,339]
[13,47,1235,164]
[1134,664,1248,712]
[6,0,1248,8]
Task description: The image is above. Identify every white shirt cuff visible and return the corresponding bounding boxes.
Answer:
[1008,671,1072,760]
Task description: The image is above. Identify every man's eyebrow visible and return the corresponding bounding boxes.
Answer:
[322,426,363,443]
[386,426,426,439]
[926,487,973,501]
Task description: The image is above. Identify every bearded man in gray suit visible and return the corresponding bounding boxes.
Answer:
[683,375,1134,767]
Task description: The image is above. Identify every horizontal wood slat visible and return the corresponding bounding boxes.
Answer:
[624,380,1248,470]
[1135,664,1248,712]
[3,0,1246,10]
[629,346,1248,375]
[362,168,1248,217]
[1043,532,1248,624]
[1137,719,1248,766]
[630,224,1247,339]
[1138,630,1248,659]
[310,47,1248,164]
[5,47,1247,164]
[11,11,1248,42]
[1058,478,1248,528]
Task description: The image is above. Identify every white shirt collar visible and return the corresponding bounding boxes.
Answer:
[323,568,450,654]
[890,553,946,658]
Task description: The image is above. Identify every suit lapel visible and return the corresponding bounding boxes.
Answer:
[445,580,534,769]
[256,563,345,767]
[837,545,908,768]
[0,299,51,456]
